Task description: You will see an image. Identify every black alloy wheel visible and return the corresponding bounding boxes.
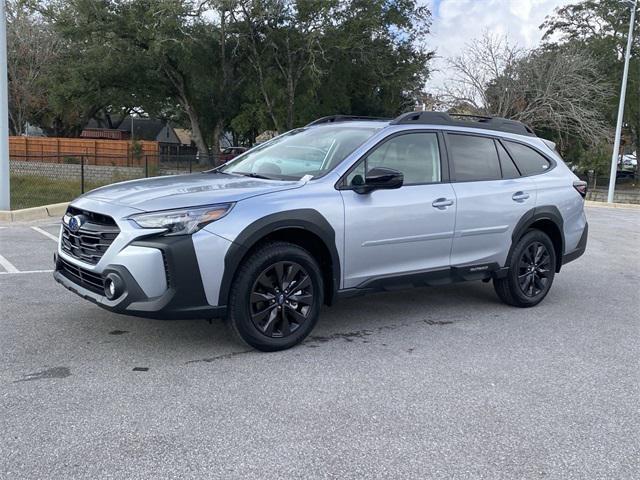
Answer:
[249,261,314,338]
[227,241,323,351]
[493,229,556,308]
[517,241,552,297]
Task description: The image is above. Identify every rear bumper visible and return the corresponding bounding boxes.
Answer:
[54,235,227,320]
[560,222,588,268]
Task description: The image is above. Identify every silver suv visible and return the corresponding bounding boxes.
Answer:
[54,112,588,351]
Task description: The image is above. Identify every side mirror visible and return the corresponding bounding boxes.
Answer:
[355,167,404,194]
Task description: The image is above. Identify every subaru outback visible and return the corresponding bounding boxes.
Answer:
[54,112,588,351]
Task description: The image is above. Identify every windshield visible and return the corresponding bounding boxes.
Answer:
[219,125,381,180]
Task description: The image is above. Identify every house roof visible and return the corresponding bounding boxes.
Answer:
[119,117,166,141]
[174,128,193,146]
[84,116,181,144]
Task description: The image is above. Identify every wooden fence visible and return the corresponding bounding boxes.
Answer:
[9,136,159,167]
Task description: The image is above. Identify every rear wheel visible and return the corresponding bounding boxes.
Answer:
[227,242,323,351]
[494,230,556,307]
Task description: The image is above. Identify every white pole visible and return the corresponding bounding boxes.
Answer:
[0,0,10,210]
[608,0,637,203]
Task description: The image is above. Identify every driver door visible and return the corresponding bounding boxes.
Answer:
[339,131,456,288]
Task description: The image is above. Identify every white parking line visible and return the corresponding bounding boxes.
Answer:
[0,269,53,275]
[31,226,59,242]
[0,253,20,273]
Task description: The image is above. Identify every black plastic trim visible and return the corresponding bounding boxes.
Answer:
[54,236,227,320]
[560,222,588,268]
[338,262,502,298]
[390,111,536,137]
[219,209,340,307]
[510,205,565,272]
[306,115,391,126]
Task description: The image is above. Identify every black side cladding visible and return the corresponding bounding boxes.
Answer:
[219,209,340,307]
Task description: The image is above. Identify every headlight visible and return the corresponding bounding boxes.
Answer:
[128,203,234,236]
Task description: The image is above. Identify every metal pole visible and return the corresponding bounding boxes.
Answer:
[0,1,10,210]
[608,0,637,203]
[80,156,85,194]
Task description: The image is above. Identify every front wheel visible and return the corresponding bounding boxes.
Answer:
[227,242,323,351]
[494,230,556,307]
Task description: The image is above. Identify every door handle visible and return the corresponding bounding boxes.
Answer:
[512,191,530,202]
[432,198,454,209]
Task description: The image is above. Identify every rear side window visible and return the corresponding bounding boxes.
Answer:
[496,141,520,179]
[504,141,551,175]
[448,134,501,181]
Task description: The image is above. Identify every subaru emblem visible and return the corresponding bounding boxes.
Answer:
[68,215,85,233]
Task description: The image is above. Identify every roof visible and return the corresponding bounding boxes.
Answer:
[84,116,181,144]
[119,117,165,141]
[305,112,536,138]
[174,128,193,146]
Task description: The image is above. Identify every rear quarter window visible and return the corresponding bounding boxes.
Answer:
[504,141,551,175]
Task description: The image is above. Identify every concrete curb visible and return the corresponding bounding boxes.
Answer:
[585,200,640,210]
[0,202,69,222]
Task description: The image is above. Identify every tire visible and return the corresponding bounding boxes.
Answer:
[227,241,324,351]
[494,229,556,308]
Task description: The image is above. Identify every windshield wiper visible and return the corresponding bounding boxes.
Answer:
[234,172,274,180]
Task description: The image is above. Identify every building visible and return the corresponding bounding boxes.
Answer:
[81,116,188,159]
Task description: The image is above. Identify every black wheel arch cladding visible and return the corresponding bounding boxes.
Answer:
[511,205,565,271]
[219,209,340,307]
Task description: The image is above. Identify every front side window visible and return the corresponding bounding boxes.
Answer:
[448,134,501,182]
[346,133,441,187]
[504,141,551,175]
[219,126,381,180]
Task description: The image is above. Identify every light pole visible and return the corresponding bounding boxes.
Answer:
[0,0,10,210]
[608,0,637,203]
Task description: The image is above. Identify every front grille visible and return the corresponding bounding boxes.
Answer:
[58,257,105,294]
[61,207,120,265]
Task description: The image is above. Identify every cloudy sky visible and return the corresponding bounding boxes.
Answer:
[424,0,574,90]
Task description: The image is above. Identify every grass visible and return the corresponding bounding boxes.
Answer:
[9,175,103,210]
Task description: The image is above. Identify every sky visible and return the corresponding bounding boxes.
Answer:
[424,0,575,90]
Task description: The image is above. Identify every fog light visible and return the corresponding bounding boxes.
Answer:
[104,273,123,300]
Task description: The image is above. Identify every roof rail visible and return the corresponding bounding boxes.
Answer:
[305,115,391,127]
[390,111,536,137]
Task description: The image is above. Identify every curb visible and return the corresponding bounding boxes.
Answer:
[585,200,640,210]
[0,202,69,222]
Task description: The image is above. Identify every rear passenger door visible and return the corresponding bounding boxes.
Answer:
[446,133,536,267]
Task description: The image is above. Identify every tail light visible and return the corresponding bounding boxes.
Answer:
[573,180,587,198]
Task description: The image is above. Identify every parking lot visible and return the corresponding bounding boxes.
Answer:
[0,205,638,479]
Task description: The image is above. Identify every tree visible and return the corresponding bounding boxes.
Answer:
[43,0,219,157]
[441,32,612,150]
[541,0,639,155]
[230,0,433,134]
[6,0,62,135]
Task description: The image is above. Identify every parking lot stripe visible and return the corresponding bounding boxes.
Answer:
[0,269,53,275]
[0,253,20,273]
[31,226,59,242]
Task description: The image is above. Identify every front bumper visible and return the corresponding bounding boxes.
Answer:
[54,235,227,320]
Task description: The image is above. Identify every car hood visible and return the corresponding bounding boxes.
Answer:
[82,173,301,211]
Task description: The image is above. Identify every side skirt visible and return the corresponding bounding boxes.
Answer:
[337,263,508,299]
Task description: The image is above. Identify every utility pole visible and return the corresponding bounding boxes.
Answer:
[608,0,637,203]
[0,0,10,210]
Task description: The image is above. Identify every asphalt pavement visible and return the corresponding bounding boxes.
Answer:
[0,205,638,479]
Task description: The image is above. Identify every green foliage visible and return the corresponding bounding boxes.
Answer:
[18,0,432,147]
[541,0,639,171]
